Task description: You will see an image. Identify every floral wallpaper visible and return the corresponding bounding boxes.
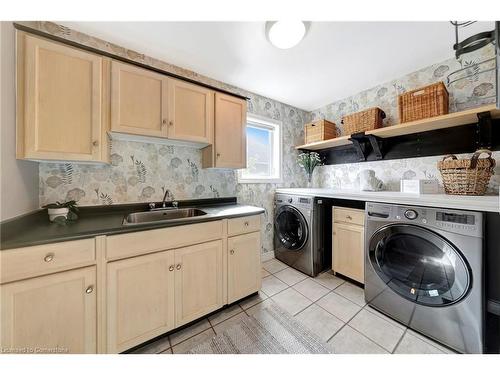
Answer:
[30,21,499,259]
[310,43,499,194]
[24,21,310,258]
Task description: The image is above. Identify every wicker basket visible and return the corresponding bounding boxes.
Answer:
[341,107,385,135]
[438,149,496,196]
[304,119,337,144]
[398,82,449,123]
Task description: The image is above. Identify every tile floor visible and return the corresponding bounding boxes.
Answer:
[130,258,454,354]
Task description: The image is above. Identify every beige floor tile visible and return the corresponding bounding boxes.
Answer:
[334,282,366,306]
[295,304,344,342]
[327,325,388,354]
[262,259,288,274]
[245,298,276,317]
[314,272,345,290]
[130,335,170,354]
[261,268,271,278]
[274,267,308,286]
[208,304,244,326]
[363,305,406,330]
[394,331,446,354]
[293,278,330,302]
[169,319,211,346]
[316,292,362,322]
[261,275,288,296]
[348,309,405,352]
[271,288,313,315]
[213,312,247,335]
[171,328,215,354]
[405,329,456,354]
[239,290,268,310]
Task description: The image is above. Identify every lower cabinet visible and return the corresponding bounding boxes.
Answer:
[106,239,223,353]
[174,240,223,326]
[0,266,97,354]
[106,250,176,353]
[1,216,261,354]
[332,208,365,284]
[227,232,261,304]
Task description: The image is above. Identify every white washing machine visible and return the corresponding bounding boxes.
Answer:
[364,202,484,353]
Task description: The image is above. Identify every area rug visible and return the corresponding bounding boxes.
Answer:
[188,304,332,354]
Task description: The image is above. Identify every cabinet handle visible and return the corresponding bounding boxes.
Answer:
[230,249,235,255]
[85,285,94,294]
[216,153,221,158]
[44,253,54,262]
[244,221,249,227]
[92,140,99,147]
[346,215,352,220]
[169,121,174,126]
[176,264,182,270]
[169,265,174,272]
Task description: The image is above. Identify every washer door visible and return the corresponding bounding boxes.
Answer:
[275,205,309,251]
[368,224,471,306]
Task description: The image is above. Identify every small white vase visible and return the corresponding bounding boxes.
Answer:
[48,207,69,222]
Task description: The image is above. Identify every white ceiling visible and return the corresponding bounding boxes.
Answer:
[61,21,494,111]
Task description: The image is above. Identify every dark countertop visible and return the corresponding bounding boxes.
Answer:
[0,197,265,250]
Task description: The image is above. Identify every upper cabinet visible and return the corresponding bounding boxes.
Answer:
[110,61,169,138]
[168,79,214,144]
[202,93,247,169]
[16,32,109,163]
[15,31,247,168]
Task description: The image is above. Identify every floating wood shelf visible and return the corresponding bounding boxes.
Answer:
[296,104,500,151]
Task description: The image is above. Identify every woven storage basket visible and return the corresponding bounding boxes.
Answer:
[341,107,385,135]
[398,82,449,123]
[304,119,337,144]
[438,149,496,196]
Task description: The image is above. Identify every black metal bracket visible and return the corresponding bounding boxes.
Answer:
[348,132,386,161]
[349,132,369,161]
[476,111,493,149]
[366,134,385,160]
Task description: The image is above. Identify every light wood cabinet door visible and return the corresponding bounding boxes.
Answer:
[203,93,247,168]
[111,61,168,138]
[332,222,365,284]
[106,250,175,353]
[0,266,97,354]
[174,240,223,326]
[227,232,261,304]
[168,79,214,143]
[16,32,107,162]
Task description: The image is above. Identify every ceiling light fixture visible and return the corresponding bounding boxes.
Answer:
[266,21,308,49]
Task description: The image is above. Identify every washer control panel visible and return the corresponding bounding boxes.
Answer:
[366,202,483,237]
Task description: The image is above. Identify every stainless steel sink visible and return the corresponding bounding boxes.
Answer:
[123,208,207,225]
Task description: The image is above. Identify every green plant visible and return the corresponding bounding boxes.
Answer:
[297,152,323,182]
[43,200,79,224]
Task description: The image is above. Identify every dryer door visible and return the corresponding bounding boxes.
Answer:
[368,224,471,306]
[275,205,309,251]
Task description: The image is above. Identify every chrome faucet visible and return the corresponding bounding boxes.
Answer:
[162,189,174,208]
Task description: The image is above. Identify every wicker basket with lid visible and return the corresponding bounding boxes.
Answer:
[437,149,496,196]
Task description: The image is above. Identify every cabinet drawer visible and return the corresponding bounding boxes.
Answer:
[106,220,223,260]
[0,239,96,284]
[227,215,261,236]
[334,208,365,226]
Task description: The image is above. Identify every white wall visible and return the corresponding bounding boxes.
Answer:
[0,22,39,220]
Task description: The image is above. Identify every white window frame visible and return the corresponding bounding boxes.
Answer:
[238,114,283,184]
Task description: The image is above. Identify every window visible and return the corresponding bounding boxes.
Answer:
[238,115,282,183]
